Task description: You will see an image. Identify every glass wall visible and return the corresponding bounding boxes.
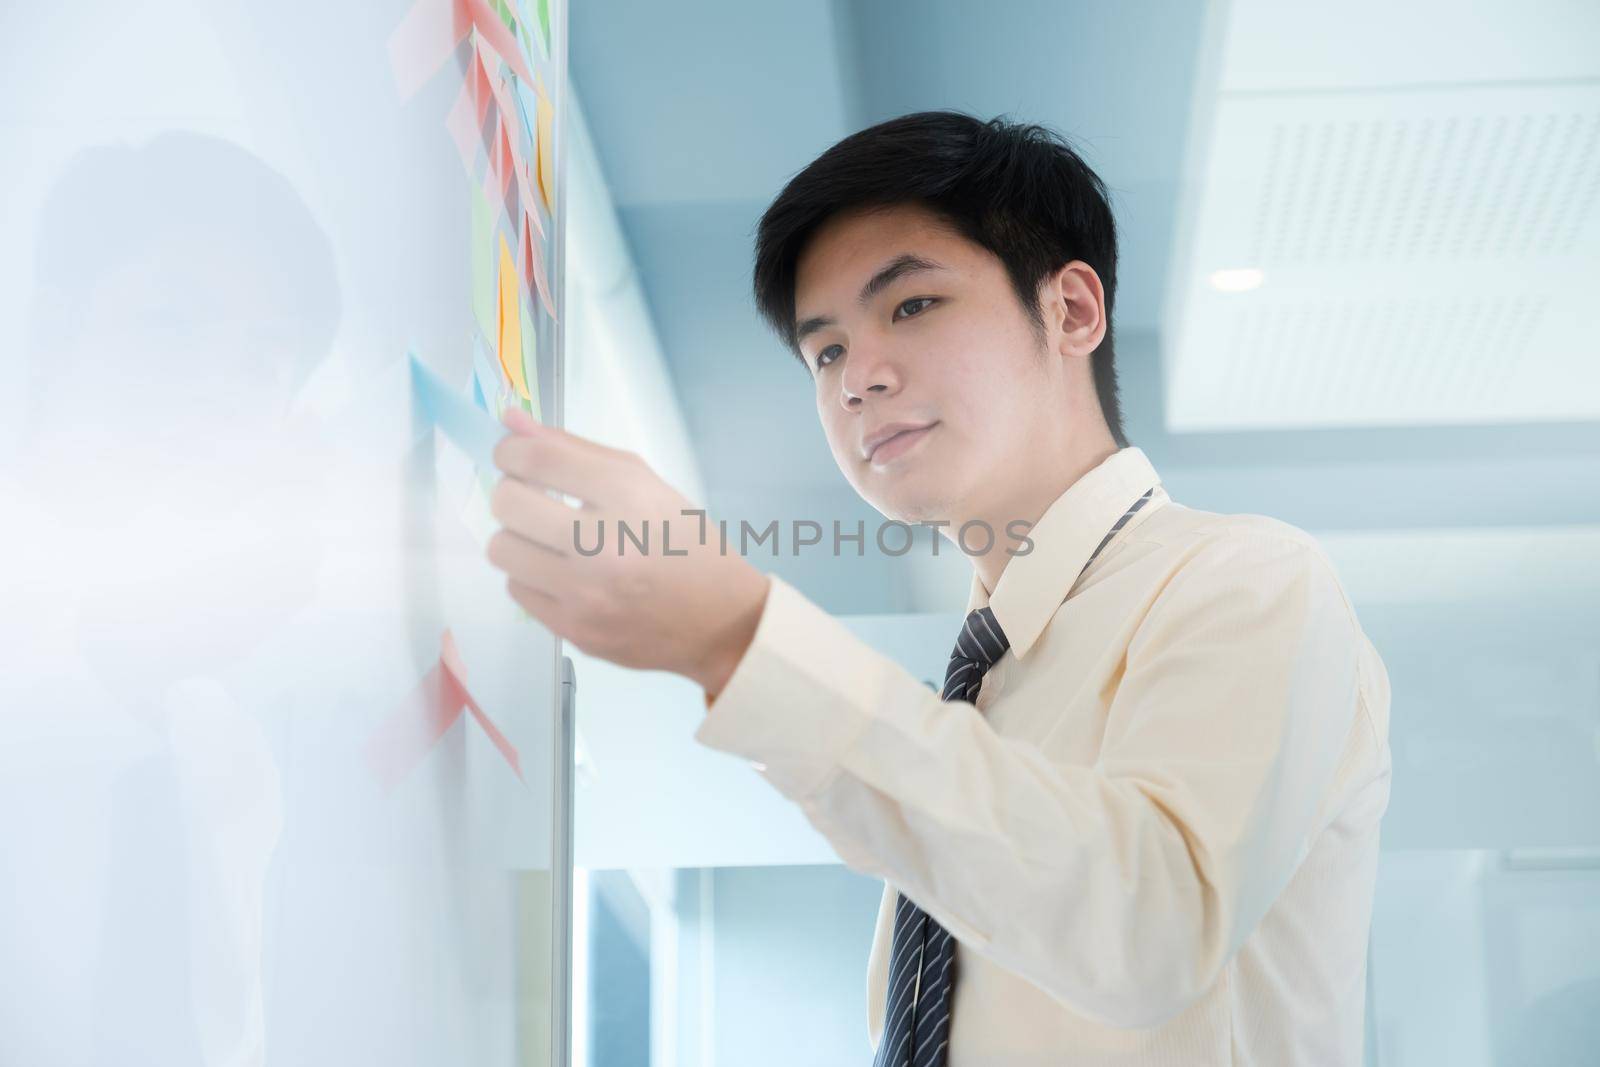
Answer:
[0,3,570,1063]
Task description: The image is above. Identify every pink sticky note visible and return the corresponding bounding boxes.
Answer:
[439,628,469,682]
[459,686,524,781]
[445,77,481,176]
[463,0,536,86]
[364,659,465,790]
[365,628,524,789]
[471,40,495,126]
[469,35,550,245]
[481,115,515,205]
[515,151,545,241]
[521,210,555,321]
[495,118,515,199]
[477,37,525,135]
[388,0,473,101]
[438,631,523,781]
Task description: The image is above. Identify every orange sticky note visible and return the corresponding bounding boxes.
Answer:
[535,87,554,213]
[497,233,530,401]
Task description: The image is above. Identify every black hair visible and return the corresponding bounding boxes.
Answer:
[752,110,1127,448]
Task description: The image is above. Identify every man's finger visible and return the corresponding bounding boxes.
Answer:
[488,476,588,555]
[487,526,576,599]
[503,408,641,465]
[491,431,619,505]
[505,576,566,633]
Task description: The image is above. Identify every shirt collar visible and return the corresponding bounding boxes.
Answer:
[964,445,1168,661]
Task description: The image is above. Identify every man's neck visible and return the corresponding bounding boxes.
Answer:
[966,433,1122,595]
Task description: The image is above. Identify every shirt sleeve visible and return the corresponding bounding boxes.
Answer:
[692,531,1366,1029]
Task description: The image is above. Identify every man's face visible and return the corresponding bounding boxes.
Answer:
[794,202,1070,531]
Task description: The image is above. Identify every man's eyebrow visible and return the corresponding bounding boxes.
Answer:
[794,253,947,345]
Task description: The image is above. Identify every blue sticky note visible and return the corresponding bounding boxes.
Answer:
[409,350,506,471]
[472,334,506,414]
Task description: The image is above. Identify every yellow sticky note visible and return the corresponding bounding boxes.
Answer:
[535,89,554,213]
[497,233,530,402]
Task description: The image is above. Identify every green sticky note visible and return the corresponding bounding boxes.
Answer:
[537,0,550,56]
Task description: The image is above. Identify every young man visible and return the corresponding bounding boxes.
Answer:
[487,110,1392,1065]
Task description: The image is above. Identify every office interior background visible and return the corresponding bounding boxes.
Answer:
[1,1,1597,1065]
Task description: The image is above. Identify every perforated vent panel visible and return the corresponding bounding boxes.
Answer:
[1165,83,1600,431]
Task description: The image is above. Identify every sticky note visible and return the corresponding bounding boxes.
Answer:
[387,0,472,101]
[520,208,555,321]
[473,334,507,418]
[466,0,535,86]
[445,77,481,178]
[535,86,554,213]
[496,234,530,401]
[471,40,494,126]
[482,113,515,205]
[497,117,516,199]
[409,350,505,472]
[518,17,535,63]
[513,139,545,240]
[365,627,524,789]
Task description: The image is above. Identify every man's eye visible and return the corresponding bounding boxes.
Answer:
[896,297,935,319]
[816,344,843,369]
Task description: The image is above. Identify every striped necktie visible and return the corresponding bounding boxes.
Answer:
[874,486,1155,1067]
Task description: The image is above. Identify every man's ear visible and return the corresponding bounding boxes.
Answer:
[1047,261,1105,358]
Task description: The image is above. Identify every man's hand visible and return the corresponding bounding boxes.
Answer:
[485,407,770,696]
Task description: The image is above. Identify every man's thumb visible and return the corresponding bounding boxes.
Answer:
[502,405,541,436]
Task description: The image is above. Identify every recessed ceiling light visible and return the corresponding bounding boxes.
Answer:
[1209,268,1265,293]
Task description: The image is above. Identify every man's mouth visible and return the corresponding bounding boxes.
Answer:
[867,422,937,467]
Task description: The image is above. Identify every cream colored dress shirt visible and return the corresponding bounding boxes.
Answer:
[694,445,1393,1065]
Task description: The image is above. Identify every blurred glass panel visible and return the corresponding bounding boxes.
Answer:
[0,3,564,1065]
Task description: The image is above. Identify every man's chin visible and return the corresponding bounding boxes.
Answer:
[875,486,956,528]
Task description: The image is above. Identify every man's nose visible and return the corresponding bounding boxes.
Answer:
[839,344,901,410]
